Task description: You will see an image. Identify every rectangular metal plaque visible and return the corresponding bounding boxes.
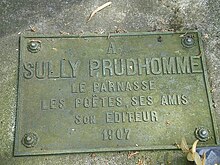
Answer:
[14,32,219,156]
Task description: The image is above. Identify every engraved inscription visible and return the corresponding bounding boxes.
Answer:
[71,82,86,93]
[89,56,202,77]
[102,128,130,140]
[93,80,155,93]
[161,94,188,105]
[107,42,116,54]
[131,96,153,106]
[16,33,216,156]
[74,96,123,108]
[73,115,96,125]
[106,111,158,123]
[23,60,80,79]
[41,99,65,110]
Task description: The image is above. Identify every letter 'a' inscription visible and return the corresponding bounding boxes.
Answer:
[107,42,116,54]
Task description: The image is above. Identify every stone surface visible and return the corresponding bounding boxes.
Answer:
[0,0,219,164]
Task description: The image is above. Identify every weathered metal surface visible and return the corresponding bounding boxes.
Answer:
[14,32,219,156]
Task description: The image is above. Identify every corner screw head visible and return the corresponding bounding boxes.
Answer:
[27,40,41,53]
[22,132,38,148]
[181,35,194,48]
[195,127,209,142]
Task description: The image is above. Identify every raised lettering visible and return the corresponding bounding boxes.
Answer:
[151,58,162,75]
[23,62,34,79]
[162,57,177,74]
[102,59,113,76]
[176,57,191,74]
[69,60,80,77]
[107,42,116,54]
[106,111,158,123]
[191,56,202,73]
[89,60,100,77]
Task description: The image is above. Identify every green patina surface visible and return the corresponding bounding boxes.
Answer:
[14,32,218,156]
[0,0,219,164]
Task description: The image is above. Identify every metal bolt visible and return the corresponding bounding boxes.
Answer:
[181,35,194,48]
[195,127,209,142]
[27,40,41,53]
[22,132,38,148]
[30,42,37,47]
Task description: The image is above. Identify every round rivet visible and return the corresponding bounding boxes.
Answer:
[181,35,194,48]
[22,132,38,148]
[27,40,41,53]
[195,127,209,142]
[31,42,37,47]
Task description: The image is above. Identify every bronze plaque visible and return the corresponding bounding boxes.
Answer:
[14,32,219,156]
